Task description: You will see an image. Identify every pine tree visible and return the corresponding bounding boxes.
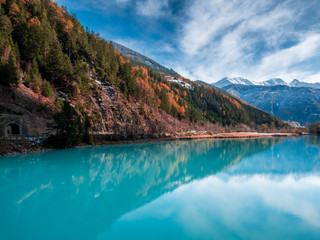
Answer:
[0,53,19,85]
[41,79,53,97]
[159,89,170,113]
[50,101,82,147]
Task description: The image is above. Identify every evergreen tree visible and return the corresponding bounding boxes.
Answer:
[41,79,53,97]
[0,53,19,85]
[159,89,170,113]
[50,101,82,148]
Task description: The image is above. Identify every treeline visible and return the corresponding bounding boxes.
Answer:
[0,0,284,136]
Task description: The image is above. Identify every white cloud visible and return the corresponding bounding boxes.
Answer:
[136,0,169,18]
[256,34,320,75]
[179,0,274,56]
[304,73,320,84]
[115,0,131,5]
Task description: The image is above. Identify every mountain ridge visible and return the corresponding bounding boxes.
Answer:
[212,77,320,89]
[111,41,180,77]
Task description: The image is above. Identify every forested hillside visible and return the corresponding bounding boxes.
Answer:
[0,0,285,141]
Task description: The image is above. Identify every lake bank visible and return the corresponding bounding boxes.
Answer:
[0,132,301,157]
[178,132,300,140]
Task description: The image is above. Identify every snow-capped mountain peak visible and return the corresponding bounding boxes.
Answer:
[212,77,320,89]
[213,77,254,88]
[262,78,288,86]
[290,79,301,86]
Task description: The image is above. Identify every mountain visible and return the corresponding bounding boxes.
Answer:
[213,77,255,88]
[0,0,285,144]
[195,80,212,87]
[262,78,288,86]
[223,85,320,125]
[111,41,180,77]
[213,77,320,89]
[210,76,320,124]
[213,77,288,88]
[195,80,241,99]
[290,79,320,89]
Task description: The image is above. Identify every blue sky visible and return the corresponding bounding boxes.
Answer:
[56,0,320,83]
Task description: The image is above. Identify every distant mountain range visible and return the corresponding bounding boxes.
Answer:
[206,77,320,125]
[213,77,320,89]
[223,85,320,125]
[111,41,180,77]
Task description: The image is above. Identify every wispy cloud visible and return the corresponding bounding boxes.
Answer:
[175,0,320,83]
[179,0,276,56]
[115,0,131,6]
[256,34,320,74]
[136,0,169,18]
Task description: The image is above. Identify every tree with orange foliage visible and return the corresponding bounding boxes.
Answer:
[178,106,186,117]
[183,90,188,97]
[27,16,41,27]
[9,2,20,17]
[64,19,74,33]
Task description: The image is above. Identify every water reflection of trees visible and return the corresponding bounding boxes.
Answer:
[0,138,282,239]
[306,135,320,148]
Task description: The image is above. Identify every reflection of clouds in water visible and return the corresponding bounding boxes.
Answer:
[16,182,52,205]
[186,174,320,227]
[119,174,320,239]
[249,175,320,227]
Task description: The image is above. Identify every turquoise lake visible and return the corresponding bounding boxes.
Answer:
[0,136,320,240]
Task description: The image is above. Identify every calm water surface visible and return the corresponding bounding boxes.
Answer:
[0,136,320,240]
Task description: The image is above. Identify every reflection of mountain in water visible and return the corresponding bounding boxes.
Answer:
[0,138,282,239]
[227,136,320,175]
